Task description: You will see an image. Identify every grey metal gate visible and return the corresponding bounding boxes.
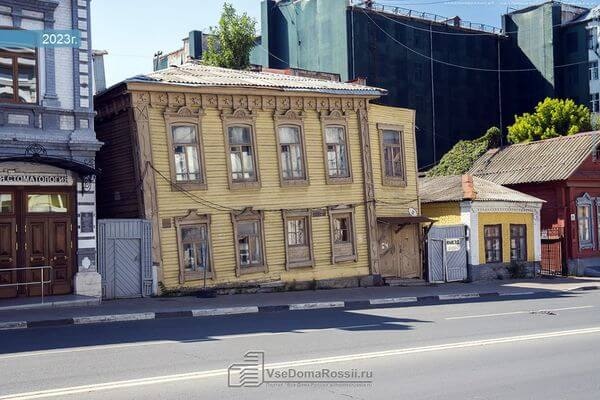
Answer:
[427,225,468,283]
[98,220,153,299]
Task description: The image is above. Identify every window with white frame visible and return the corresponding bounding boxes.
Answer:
[590,61,599,81]
[228,125,257,182]
[577,194,594,249]
[171,125,202,182]
[591,93,600,113]
[588,27,598,50]
[325,126,350,179]
[278,125,306,181]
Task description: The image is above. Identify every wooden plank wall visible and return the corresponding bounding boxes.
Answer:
[147,104,371,288]
[367,104,420,216]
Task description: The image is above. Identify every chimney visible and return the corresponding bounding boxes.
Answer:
[461,175,476,200]
[92,50,108,94]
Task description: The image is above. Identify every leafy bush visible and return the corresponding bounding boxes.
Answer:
[507,98,591,143]
[427,127,501,177]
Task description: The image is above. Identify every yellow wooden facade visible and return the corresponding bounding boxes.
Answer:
[114,84,420,289]
[421,201,540,266]
[477,212,535,264]
[420,203,462,226]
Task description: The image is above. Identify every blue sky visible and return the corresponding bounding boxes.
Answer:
[91,0,594,86]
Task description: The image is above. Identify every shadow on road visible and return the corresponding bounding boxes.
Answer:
[0,309,432,354]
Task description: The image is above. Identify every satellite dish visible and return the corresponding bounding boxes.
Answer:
[408,207,418,217]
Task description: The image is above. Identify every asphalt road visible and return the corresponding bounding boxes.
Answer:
[1,291,600,399]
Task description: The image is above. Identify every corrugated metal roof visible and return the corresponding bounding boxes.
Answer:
[469,132,600,185]
[126,62,387,96]
[419,175,544,203]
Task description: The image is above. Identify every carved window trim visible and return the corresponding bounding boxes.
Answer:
[275,110,310,187]
[283,209,315,269]
[222,109,261,190]
[329,206,358,264]
[175,210,215,283]
[321,110,353,185]
[577,193,595,250]
[232,208,268,276]
[164,107,207,191]
[377,123,407,187]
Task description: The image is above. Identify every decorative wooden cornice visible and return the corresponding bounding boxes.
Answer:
[126,90,368,114]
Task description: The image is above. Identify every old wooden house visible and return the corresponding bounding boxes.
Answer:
[420,175,544,282]
[94,63,424,291]
[470,133,600,276]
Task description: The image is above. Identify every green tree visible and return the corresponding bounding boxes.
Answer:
[203,3,257,70]
[507,98,592,143]
[427,127,501,177]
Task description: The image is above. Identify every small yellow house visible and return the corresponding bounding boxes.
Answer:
[94,63,424,291]
[420,175,544,281]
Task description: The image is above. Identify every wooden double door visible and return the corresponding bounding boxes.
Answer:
[0,188,75,298]
[378,223,422,279]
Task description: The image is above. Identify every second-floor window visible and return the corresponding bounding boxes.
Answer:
[172,125,202,183]
[588,27,598,50]
[381,128,406,185]
[278,125,306,181]
[228,125,257,183]
[0,47,37,104]
[325,126,350,179]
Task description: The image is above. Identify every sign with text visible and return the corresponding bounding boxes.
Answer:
[445,238,461,252]
[0,172,73,186]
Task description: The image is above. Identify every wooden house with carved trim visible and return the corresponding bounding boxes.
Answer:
[94,63,426,291]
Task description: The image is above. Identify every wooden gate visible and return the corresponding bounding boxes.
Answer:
[98,220,153,299]
[540,228,564,276]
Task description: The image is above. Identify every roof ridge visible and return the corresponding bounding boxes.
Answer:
[492,131,600,149]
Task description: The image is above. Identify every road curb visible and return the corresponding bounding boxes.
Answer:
[570,285,600,291]
[0,290,555,330]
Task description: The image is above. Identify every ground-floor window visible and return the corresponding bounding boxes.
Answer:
[175,211,213,282]
[283,210,314,269]
[329,207,357,263]
[232,209,267,275]
[591,93,600,113]
[577,194,595,250]
[510,224,527,262]
[484,225,502,263]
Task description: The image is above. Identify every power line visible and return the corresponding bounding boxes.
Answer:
[361,8,590,73]
[148,162,420,213]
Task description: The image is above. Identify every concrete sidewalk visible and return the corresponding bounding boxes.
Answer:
[1,277,599,330]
